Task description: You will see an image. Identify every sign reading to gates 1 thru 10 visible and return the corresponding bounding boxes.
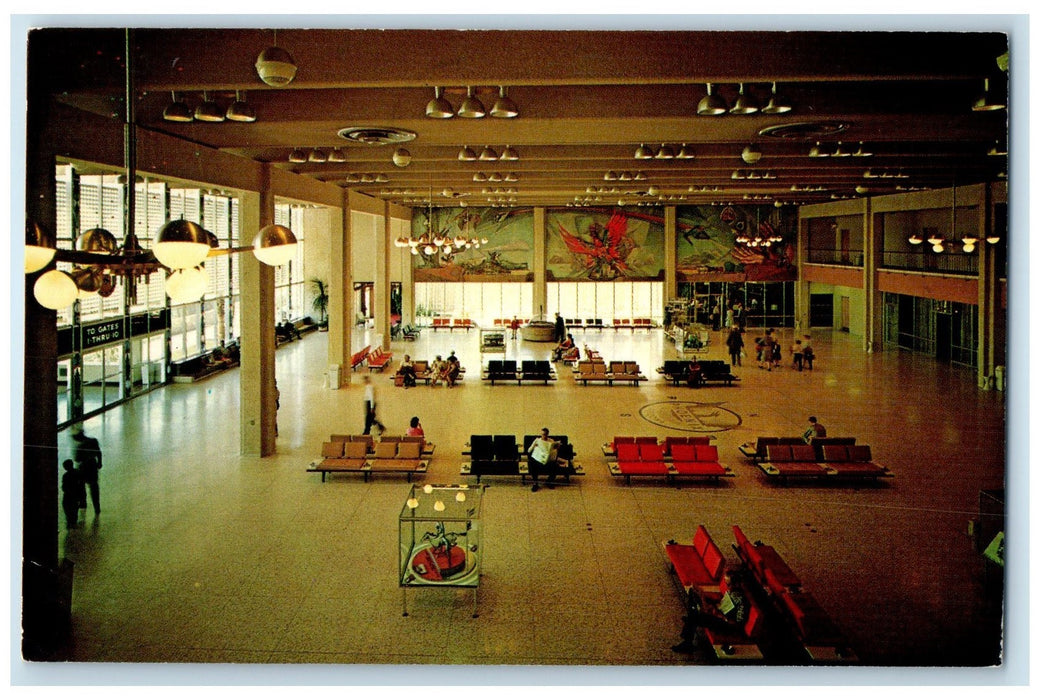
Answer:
[82,320,124,350]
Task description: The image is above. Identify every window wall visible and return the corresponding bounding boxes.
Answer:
[414,282,533,324]
[882,292,979,367]
[52,162,310,427]
[547,281,663,323]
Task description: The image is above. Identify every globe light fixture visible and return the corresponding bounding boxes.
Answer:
[252,224,298,266]
[153,220,211,270]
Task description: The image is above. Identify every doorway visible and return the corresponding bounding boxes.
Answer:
[809,294,834,327]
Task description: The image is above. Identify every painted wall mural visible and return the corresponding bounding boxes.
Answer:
[676,205,797,282]
[412,207,534,282]
[546,208,665,281]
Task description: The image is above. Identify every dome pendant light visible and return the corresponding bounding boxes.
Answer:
[490,86,519,118]
[163,91,193,123]
[972,78,1006,112]
[253,224,299,266]
[761,82,792,114]
[697,82,727,116]
[226,90,257,122]
[729,83,759,115]
[457,86,486,118]
[478,145,499,161]
[458,145,477,162]
[634,143,654,160]
[193,91,225,122]
[154,219,212,270]
[426,87,455,118]
[25,220,56,273]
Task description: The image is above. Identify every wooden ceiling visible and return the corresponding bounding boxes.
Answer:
[31,27,1009,209]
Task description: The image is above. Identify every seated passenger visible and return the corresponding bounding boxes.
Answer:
[445,356,461,388]
[672,568,749,654]
[552,333,577,362]
[429,355,446,386]
[406,415,424,438]
[398,354,417,388]
[686,360,703,388]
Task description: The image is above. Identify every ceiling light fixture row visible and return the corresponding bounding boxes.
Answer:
[971,78,1007,112]
[425,86,519,119]
[162,90,258,123]
[288,147,347,163]
[808,141,872,158]
[604,171,648,181]
[458,145,520,162]
[633,143,695,159]
[697,81,793,116]
[482,187,518,194]
[862,169,910,179]
[731,170,778,180]
[472,172,519,182]
[343,173,390,183]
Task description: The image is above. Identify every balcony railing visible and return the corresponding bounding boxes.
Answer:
[881,251,978,276]
[806,249,864,267]
[808,248,980,275]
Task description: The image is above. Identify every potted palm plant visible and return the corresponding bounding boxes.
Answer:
[310,278,330,331]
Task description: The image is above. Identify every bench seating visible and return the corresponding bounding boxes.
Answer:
[461,434,584,484]
[820,444,892,480]
[607,441,733,484]
[519,360,555,384]
[732,525,856,662]
[601,435,712,457]
[738,436,855,462]
[366,348,394,372]
[400,360,465,386]
[349,345,372,372]
[307,439,429,482]
[431,317,475,331]
[758,442,892,484]
[483,359,518,385]
[608,361,648,386]
[170,345,240,383]
[664,525,727,597]
[326,433,434,457]
[573,360,610,385]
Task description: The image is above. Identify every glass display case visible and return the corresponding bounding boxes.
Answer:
[479,329,506,353]
[399,483,485,616]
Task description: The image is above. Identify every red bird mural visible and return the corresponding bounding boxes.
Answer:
[557,212,636,280]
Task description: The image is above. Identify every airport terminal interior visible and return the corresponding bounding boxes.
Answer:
[16,23,1018,683]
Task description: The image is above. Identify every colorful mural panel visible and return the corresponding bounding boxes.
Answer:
[412,207,534,282]
[675,205,797,282]
[546,208,665,281]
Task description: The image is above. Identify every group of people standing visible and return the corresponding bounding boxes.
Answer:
[723,326,816,372]
[61,427,103,529]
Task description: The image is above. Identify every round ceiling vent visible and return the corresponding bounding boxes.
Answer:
[337,126,417,145]
[758,121,850,139]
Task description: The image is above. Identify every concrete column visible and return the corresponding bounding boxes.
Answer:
[398,216,414,326]
[239,170,277,456]
[22,72,62,658]
[327,194,351,388]
[977,183,1004,388]
[533,207,547,317]
[664,206,677,310]
[793,213,810,334]
[862,199,884,353]
[375,203,392,349]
